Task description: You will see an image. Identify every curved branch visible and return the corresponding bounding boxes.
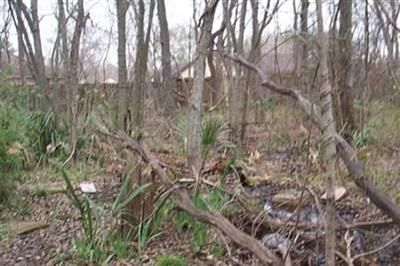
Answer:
[112,130,283,265]
[222,52,400,225]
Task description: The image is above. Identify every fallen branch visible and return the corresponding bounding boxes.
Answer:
[113,130,283,265]
[340,219,394,230]
[338,231,400,265]
[223,52,400,225]
[352,233,400,261]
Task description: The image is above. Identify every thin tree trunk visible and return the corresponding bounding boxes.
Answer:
[157,0,174,114]
[31,0,49,108]
[300,0,309,89]
[116,0,129,130]
[15,0,27,106]
[228,0,247,146]
[68,0,85,157]
[188,0,218,176]
[316,0,336,265]
[58,0,69,115]
[9,0,50,109]
[338,0,356,136]
[123,0,156,231]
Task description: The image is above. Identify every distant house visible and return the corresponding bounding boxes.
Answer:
[258,37,297,80]
[104,78,117,84]
[171,36,297,107]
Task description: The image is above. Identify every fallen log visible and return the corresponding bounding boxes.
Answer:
[114,130,283,265]
[223,53,400,225]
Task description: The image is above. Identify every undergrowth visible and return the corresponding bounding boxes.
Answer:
[155,254,188,266]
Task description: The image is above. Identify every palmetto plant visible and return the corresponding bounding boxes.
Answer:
[172,113,225,156]
[201,115,225,157]
[61,170,155,263]
[24,109,67,165]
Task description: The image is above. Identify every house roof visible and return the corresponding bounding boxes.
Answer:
[257,37,296,76]
[172,36,296,80]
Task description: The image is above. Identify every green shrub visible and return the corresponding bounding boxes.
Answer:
[155,254,188,266]
[173,195,212,252]
[201,115,224,157]
[367,102,400,148]
[62,170,155,262]
[0,102,24,205]
[172,112,226,156]
[22,109,68,164]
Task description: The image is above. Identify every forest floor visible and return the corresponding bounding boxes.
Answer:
[0,99,400,265]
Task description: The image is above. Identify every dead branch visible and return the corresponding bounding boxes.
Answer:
[222,52,400,225]
[340,220,394,230]
[352,233,400,261]
[112,130,283,265]
[338,231,400,265]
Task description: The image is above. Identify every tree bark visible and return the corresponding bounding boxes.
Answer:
[157,0,175,114]
[337,0,356,136]
[300,0,309,89]
[123,0,156,231]
[57,0,68,116]
[116,0,129,130]
[316,1,337,264]
[9,0,50,109]
[226,0,247,146]
[30,0,49,107]
[187,0,218,175]
[131,0,155,135]
[68,0,85,156]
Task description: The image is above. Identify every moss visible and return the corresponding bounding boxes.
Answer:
[154,254,188,266]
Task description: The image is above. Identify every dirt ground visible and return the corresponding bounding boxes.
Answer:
[1,105,400,265]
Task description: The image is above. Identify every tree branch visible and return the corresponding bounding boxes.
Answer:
[221,51,400,225]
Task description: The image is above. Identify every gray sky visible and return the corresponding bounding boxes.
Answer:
[4,0,314,66]
[33,0,195,63]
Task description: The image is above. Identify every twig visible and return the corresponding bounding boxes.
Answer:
[352,233,400,261]
[344,230,355,266]
[339,219,394,230]
[336,231,400,265]
[278,244,292,266]
[208,93,227,111]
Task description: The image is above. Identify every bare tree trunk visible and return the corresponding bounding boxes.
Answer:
[300,0,309,89]
[15,0,27,106]
[337,0,356,137]
[373,0,399,84]
[316,1,337,265]
[50,2,61,113]
[122,0,156,231]
[187,0,218,177]
[116,0,129,130]
[16,4,24,84]
[68,0,85,157]
[226,0,247,146]
[131,0,155,134]
[249,0,260,124]
[58,0,69,115]
[249,0,275,124]
[9,0,50,109]
[30,0,49,108]
[157,0,175,114]
[207,49,219,107]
